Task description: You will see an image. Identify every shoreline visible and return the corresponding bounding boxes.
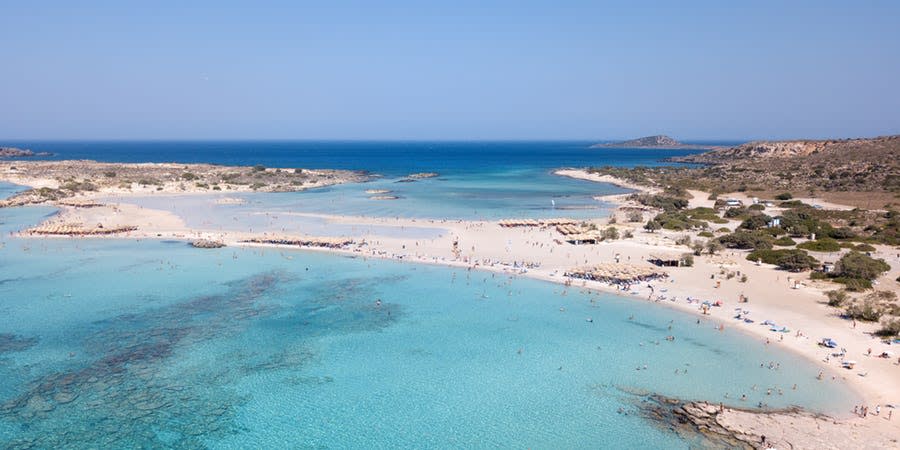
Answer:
[3,166,899,447]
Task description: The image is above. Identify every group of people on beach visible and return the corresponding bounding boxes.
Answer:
[854,404,892,420]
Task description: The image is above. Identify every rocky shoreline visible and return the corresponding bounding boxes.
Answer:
[638,394,895,450]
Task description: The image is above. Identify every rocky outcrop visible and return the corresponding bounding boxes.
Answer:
[0,147,35,157]
[407,172,439,179]
[638,394,897,450]
[0,147,51,157]
[191,239,226,249]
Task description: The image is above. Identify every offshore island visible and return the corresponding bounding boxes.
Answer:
[1,136,899,448]
[591,135,721,150]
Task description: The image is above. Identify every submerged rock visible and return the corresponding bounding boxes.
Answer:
[0,333,39,353]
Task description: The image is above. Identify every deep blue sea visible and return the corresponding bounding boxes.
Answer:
[0,141,860,448]
[2,140,728,175]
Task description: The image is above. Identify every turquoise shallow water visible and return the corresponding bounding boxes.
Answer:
[112,169,626,240]
[0,206,858,448]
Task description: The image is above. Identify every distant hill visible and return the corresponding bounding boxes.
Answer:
[674,135,900,164]
[663,134,900,194]
[591,135,713,149]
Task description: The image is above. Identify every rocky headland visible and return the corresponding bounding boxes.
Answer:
[0,147,51,158]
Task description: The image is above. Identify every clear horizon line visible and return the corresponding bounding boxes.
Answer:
[1,137,757,143]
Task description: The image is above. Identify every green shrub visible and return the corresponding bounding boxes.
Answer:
[698,231,715,238]
[877,317,900,337]
[845,291,897,322]
[749,204,765,211]
[853,243,876,252]
[103,171,117,177]
[779,200,807,208]
[705,241,723,255]
[630,194,688,212]
[775,193,793,200]
[717,231,773,250]
[746,249,819,272]
[626,211,644,222]
[181,172,198,181]
[252,164,266,172]
[825,290,849,307]
[739,214,772,230]
[692,242,705,256]
[827,227,857,240]
[834,251,891,280]
[680,253,694,267]
[601,227,619,240]
[833,277,873,291]
[797,238,841,252]
[846,300,882,321]
[773,236,796,246]
[724,207,748,219]
[650,211,708,231]
[61,181,97,192]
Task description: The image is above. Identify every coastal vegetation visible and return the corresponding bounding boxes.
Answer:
[717,231,773,250]
[587,135,900,209]
[0,161,366,207]
[796,238,841,252]
[746,249,819,272]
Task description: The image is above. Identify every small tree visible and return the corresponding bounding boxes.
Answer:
[739,214,772,230]
[627,211,644,223]
[777,250,820,272]
[680,253,694,267]
[825,290,849,307]
[691,242,705,256]
[835,251,891,281]
[705,240,724,255]
[644,220,661,233]
[601,227,619,240]
[846,299,884,322]
[877,317,900,337]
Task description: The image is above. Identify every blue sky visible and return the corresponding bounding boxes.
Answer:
[1,0,898,140]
